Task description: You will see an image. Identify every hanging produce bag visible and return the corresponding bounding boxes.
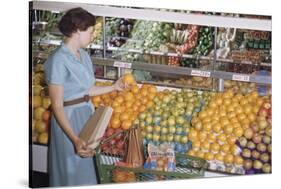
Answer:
[123,127,145,167]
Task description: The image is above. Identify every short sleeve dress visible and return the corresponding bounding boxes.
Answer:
[44,43,97,187]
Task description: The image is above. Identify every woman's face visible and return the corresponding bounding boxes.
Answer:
[78,26,94,48]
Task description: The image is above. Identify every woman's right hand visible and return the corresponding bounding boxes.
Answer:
[73,137,94,158]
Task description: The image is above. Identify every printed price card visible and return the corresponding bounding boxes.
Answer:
[113,61,132,69]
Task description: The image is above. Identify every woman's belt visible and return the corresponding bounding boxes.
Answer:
[63,95,90,106]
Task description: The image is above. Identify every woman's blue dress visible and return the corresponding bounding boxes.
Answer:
[44,43,97,187]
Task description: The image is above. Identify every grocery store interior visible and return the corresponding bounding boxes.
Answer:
[30,1,272,187]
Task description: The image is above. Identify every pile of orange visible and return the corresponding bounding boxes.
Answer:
[188,90,264,165]
[92,79,158,130]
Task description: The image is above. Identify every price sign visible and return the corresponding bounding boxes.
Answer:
[232,74,250,82]
[113,61,132,69]
[191,70,211,77]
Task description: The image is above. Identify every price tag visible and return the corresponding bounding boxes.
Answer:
[113,61,132,69]
[232,74,250,82]
[191,70,211,77]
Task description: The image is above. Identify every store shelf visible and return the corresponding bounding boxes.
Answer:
[32,1,271,31]
[93,57,271,85]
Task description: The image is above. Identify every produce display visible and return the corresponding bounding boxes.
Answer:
[138,89,214,154]
[106,18,135,47]
[159,76,213,89]
[187,90,271,174]
[118,20,172,61]
[238,97,271,174]
[92,74,157,155]
[224,80,257,95]
[32,62,51,145]
[92,17,103,45]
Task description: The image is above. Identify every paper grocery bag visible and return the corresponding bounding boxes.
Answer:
[79,106,113,150]
[124,127,144,167]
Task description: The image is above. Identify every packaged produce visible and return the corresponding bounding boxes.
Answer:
[144,142,176,172]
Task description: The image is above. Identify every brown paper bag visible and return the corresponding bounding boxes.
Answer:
[79,106,113,150]
[124,127,144,167]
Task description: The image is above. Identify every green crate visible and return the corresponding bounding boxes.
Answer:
[95,130,207,184]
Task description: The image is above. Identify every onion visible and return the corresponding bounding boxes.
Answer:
[244,128,254,139]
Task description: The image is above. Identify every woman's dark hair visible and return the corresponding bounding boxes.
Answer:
[58,7,96,37]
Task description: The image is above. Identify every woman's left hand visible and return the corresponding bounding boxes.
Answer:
[113,77,126,91]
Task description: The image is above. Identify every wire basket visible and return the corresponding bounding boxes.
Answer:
[95,129,207,184]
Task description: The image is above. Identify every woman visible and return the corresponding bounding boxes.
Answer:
[44,7,125,187]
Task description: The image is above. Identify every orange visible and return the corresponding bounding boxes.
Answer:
[208,101,217,109]
[215,97,223,106]
[198,131,208,141]
[124,92,134,101]
[232,122,241,128]
[233,127,243,137]
[139,105,146,113]
[196,151,205,159]
[210,143,220,152]
[256,98,264,107]
[111,101,120,108]
[223,98,231,106]
[234,155,244,165]
[207,133,217,143]
[240,118,250,127]
[121,120,132,130]
[33,96,42,108]
[204,152,215,161]
[115,96,124,104]
[237,113,247,122]
[148,85,157,94]
[217,133,227,143]
[125,101,134,109]
[132,105,139,112]
[224,124,234,135]
[140,88,148,97]
[146,101,154,108]
[114,106,125,114]
[227,111,236,119]
[224,154,234,164]
[248,112,256,122]
[221,143,230,153]
[187,150,196,156]
[147,93,156,100]
[188,129,198,141]
[212,122,222,133]
[198,111,208,120]
[220,116,230,126]
[42,110,51,122]
[111,117,121,129]
[215,153,224,162]
[194,121,203,131]
[109,91,118,98]
[230,117,239,124]
[227,135,237,145]
[239,98,248,106]
[191,116,200,126]
[141,97,148,105]
[203,122,212,132]
[202,117,211,124]
[192,140,201,149]
[201,141,210,151]
[230,144,238,155]
[123,73,136,85]
[120,112,130,121]
[243,104,252,115]
[235,106,243,115]
[131,85,140,94]
[135,93,142,100]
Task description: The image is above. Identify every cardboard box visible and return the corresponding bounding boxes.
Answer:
[79,106,113,150]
